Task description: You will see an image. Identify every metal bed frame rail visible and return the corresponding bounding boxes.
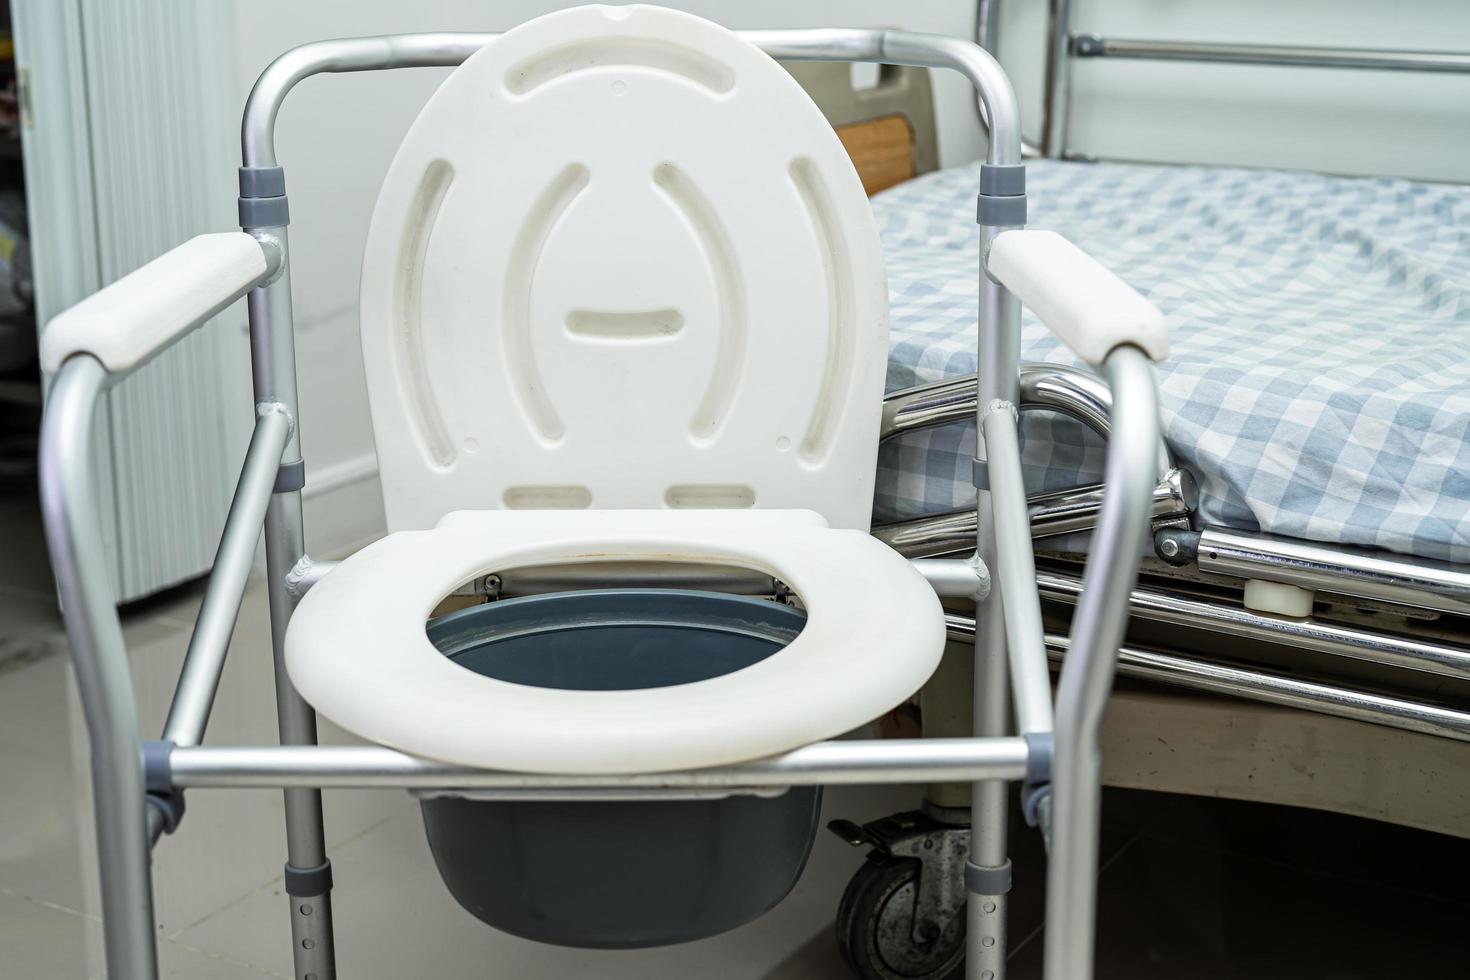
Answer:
[971,1,1470,159]
[882,362,1470,743]
[36,26,1164,980]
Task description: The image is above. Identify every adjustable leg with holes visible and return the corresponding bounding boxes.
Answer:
[240,164,340,980]
[966,160,1031,980]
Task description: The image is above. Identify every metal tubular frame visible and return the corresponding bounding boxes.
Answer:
[36,26,1164,980]
[1197,527,1470,617]
[166,739,1032,790]
[1036,570,1470,685]
[163,406,292,746]
[1043,347,1159,978]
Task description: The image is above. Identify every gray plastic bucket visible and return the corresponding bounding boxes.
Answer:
[420,589,822,948]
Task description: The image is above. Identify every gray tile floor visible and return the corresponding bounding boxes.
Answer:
[2,567,1468,978]
[0,481,63,666]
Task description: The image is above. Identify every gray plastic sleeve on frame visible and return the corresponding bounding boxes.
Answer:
[238,166,286,199]
[1023,731,1053,786]
[142,740,174,793]
[972,457,990,491]
[239,195,290,228]
[1022,782,1052,828]
[977,162,1026,227]
[979,163,1026,196]
[142,740,185,834]
[274,459,305,494]
[965,858,1013,895]
[284,859,334,898]
[977,193,1027,227]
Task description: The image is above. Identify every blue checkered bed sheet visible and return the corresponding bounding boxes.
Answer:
[873,159,1470,563]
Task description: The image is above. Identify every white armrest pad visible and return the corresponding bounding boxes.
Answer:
[41,232,269,375]
[987,229,1169,366]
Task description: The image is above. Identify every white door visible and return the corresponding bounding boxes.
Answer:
[15,0,250,601]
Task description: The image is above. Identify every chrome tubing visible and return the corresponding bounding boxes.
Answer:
[167,738,1033,790]
[1028,471,1193,540]
[947,615,1470,744]
[1041,0,1075,157]
[1198,527,1470,617]
[1045,635,1470,743]
[1071,35,1470,74]
[1045,345,1160,980]
[881,364,1175,483]
[975,0,1001,57]
[1036,570,1470,684]
[874,509,983,558]
[39,356,160,980]
[872,473,1194,558]
[881,373,983,439]
[163,407,293,746]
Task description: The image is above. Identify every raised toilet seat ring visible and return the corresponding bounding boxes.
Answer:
[284,510,947,775]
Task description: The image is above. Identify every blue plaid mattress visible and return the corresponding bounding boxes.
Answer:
[873,159,1470,563]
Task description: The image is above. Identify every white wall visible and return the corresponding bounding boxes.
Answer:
[225,1,1469,553]
[227,0,989,554]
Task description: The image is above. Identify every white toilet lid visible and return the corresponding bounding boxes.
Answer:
[285,510,945,774]
[358,4,890,534]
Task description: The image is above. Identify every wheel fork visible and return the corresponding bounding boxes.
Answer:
[829,810,971,944]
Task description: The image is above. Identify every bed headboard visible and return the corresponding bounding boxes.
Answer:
[782,61,938,196]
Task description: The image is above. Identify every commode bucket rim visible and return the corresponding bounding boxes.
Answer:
[426,588,807,692]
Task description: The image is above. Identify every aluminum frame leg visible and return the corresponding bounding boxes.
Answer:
[39,356,161,980]
[967,487,1013,980]
[265,494,337,980]
[245,223,338,980]
[1042,347,1160,980]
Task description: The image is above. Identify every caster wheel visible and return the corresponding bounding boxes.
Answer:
[835,856,965,980]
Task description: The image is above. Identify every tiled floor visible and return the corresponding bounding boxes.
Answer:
[1,572,1469,978]
[0,482,63,666]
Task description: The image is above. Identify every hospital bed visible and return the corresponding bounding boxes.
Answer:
[850,4,1470,848]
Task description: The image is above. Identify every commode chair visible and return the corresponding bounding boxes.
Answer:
[38,7,1166,980]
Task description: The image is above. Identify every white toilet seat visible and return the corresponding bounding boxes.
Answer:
[285,510,945,775]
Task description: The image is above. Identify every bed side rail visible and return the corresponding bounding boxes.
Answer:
[1030,1,1470,159]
